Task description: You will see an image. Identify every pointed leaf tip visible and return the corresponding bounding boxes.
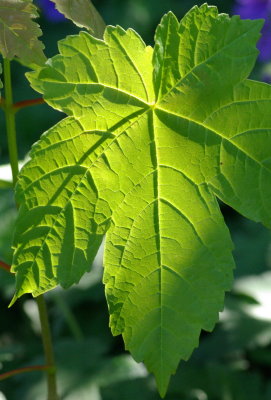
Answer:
[8,267,18,307]
[155,372,171,398]
[9,294,18,308]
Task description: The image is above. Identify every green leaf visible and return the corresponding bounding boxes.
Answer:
[11,4,271,396]
[51,0,106,39]
[0,0,46,66]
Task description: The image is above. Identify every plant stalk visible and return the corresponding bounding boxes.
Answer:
[3,58,19,186]
[14,97,45,111]
[36,296,59,400]
[3,58,59,400]
[53,292,84,341]
[0,260,11,272]
[0,365,53,381]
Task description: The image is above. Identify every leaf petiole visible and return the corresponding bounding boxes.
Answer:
[13,97,45,111]
[0,97,45,112]
[0,364,55,381]
[0,260,11,272]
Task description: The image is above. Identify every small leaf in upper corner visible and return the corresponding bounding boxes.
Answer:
[0,0,46,67]
[51,0,106,38]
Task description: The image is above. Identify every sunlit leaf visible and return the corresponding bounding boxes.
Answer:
[11,4,271,396]
[0,0,46,66]
[51,0,105,38]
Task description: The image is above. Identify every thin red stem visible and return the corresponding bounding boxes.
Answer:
[0,364,54,381]
[0,260,11,272]
[13,97,45,111]
[0,97,45,112]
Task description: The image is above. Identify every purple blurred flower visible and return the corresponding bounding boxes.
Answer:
[233,0,271,61]
[37,0,65,22]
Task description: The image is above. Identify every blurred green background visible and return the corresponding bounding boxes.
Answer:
[1,1,271,399]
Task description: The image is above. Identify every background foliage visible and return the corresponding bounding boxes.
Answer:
[1,1,271,399]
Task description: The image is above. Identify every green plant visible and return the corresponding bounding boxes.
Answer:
[1,1,271,398]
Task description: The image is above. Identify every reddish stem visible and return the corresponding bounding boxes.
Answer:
[0,97,45,111]
[0,364,54,381]
[13,97,45,111]
[0,260,11,272]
